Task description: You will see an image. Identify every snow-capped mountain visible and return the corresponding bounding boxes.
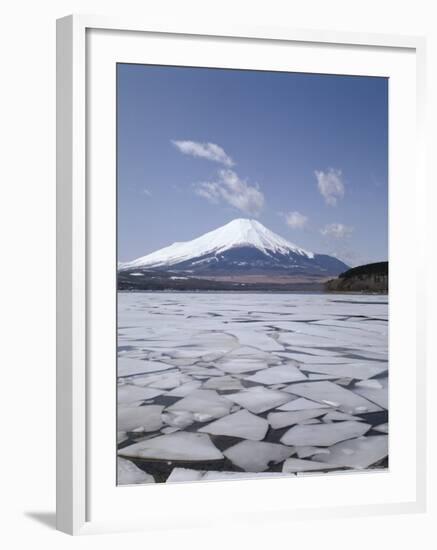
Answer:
[119,218,349,277]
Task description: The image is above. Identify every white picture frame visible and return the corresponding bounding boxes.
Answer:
[56,14,427,535]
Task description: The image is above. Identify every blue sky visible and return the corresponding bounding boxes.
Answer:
[117,64,388,267]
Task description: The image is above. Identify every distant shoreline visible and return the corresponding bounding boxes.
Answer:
[118,289,388,296]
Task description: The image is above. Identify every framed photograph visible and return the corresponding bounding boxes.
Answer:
[56,15,427,535]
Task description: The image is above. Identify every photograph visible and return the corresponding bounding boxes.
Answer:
[116,63,389,485]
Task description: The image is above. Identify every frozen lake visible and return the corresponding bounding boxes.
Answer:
[117,292,388,485]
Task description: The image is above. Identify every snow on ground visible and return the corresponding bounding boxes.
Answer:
[117,292,388,484]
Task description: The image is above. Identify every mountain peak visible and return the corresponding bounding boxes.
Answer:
[121,218,315,270]
[222,218,269,234]
[224,217,259,226]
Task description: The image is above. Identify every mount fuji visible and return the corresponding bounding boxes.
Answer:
[119,219,349,282]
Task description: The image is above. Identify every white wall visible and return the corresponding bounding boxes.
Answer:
[0,0,435,547]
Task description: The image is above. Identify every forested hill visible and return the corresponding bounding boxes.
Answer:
[325,261,388,293]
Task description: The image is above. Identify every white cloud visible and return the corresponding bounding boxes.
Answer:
[142,188,152,197]
[194,182,220,203]
[321,223,354,239]
[315,168,345,206]
[284,211,308,229]
[194,169,264,215]
[172,140,234,167]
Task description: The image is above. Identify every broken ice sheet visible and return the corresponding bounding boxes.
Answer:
[139,372,192,390]
[280,420,371,447]
[216,357,269,374]
[295,446,331,459]
[373,423,389,434]
[352,377,388,409]
[184,330,238,353]
[244,364,307,385]
[224,440,295,472]
[216,346,280,374]
[162,410,195,429]
[312,435,388,469]
[276,332,333,348]
[118,292,388,476]
[199,409,268,441]
[202,470,292,481]
[282,457,342,473]
[117,384,164,405]
[307,374,342,381]
[167,389,232,420]
[276,396,330,411]
[118,405,164,432]
[225,386,293,414]
[224,326,284,351]
[182,366,224,377]
[285,381,383,414]
[203,375,244,391]
[118,357,174,377]
[119,431,224,461]
[165,380,202,397]
[322,411,363,422]
[267,409,329,429]
[166,468,204,483]
[287,355,352,365]
[117,457,155,485]
[161,426,180,434]
[280,346,343,357]
[118,431,127,444]
[166,468,292,483]
[355,379,383,389]
[298,362,388,380]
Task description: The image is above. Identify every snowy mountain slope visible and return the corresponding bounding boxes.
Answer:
[119,219,349,277]
[122,219,313,269]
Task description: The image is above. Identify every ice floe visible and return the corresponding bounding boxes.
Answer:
[312,435,388,468]
[161,410,195,429]
[165,380,202,397]
[166,468,292,482]
[117,457,155,485]
[117,385,164,405]
[118,357,174,377]
[268,409,329,429]
[322,411,363,422]
[144,372,192,390]
[199,409,268,440]
[284,381,383,414]
[224,440,295,472]
[276,396,330,411]
[244,364,307,384]
[282,457,342,473]
[352,377,388,409]
[118,405,164,432]
[161,426,181,434]
[280,420,371,446]
[373,423,389,433]
[167,389,232,420]
[216,346,280,374]
[119,431,224,461]
[297,362,388,380]
[165,467,204,482]
[225,387,293,414]
[295,446,331,459]
[354,379,383,389]
[203,375,244,391]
